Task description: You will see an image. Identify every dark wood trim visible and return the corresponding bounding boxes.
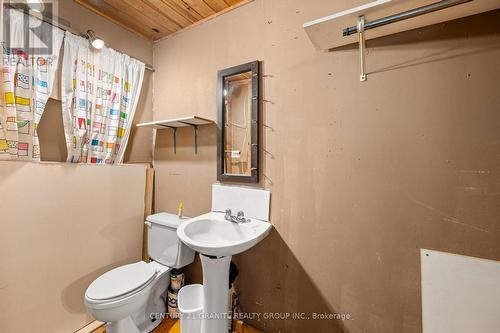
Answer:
[217,60,260,183]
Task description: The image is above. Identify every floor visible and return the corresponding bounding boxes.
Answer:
[152,318,180,333]
[91,318,262,333]
[89,319,178,333]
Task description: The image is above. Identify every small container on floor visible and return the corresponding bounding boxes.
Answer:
[170,268,185,291]
[167,287,179,319]
[178,284,203,333]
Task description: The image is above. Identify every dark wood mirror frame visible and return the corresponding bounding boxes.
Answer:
[217,60,260,183]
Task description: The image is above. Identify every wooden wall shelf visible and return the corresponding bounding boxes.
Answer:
[136,116,213,129]
[137,116,214,154]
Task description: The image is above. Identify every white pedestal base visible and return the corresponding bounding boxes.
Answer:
[200,254,232,333]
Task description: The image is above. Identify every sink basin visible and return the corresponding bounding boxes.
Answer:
[177,212,272,256]
[177,211,272,333]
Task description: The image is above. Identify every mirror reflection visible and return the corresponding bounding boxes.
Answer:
[224,71,253,176]
[217,60,259,183]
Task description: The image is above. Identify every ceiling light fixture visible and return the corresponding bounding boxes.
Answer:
[26,0,45,13]
[85,30,105,50]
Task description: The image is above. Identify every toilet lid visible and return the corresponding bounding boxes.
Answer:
[86,262,157,301]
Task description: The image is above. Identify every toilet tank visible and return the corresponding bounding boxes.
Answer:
[146,213,195,268]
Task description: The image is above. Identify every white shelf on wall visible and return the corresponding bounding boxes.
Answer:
[303,0,500,82]
[303,0,500,50]
[304,0,391,50]
[137,116,214,154]
[136,116,213,129]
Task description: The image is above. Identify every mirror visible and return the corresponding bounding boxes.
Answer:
[217,61,260,183]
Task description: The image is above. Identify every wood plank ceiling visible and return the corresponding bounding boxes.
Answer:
[74,0,251,40]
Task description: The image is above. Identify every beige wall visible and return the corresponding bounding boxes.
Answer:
[37,0,154,163]
[153,1,500,332]
[0,161,147,333]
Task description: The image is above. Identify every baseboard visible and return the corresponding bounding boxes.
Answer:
[74,320,105,333]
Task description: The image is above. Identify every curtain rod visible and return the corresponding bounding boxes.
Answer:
[4,4,155,72]
[342,0,473,36]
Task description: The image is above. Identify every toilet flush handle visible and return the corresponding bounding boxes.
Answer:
[144,221,152,228]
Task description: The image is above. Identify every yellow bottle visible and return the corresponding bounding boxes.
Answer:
[178,202,184,218]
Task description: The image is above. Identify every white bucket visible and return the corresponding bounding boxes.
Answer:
[178,284,204,333]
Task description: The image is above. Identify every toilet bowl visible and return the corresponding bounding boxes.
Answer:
[85,261,170,333]
[84,213,195,333]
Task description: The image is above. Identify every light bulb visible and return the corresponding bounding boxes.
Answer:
[26,0,44,13]
[91,38,105,49]
[86,30,105,50]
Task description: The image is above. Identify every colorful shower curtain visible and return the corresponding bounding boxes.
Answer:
[61,32,145,164]
[0,9,64,160]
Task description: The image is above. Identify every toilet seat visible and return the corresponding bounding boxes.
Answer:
[86,262,157,303]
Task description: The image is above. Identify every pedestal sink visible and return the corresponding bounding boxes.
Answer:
[177,211,272,333]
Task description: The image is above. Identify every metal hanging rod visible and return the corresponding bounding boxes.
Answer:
[343,0,473,37]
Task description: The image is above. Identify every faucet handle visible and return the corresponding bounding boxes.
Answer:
[236,211,249,222]
[225,209,232,218]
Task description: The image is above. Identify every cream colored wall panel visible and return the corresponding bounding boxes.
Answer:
[421,249,500,333]
[0,161,147,333]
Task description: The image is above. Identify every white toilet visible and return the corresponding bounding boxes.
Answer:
[84,213,195,333]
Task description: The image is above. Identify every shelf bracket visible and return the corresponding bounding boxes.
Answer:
[194,125,198,154]
[178,121,200,154]
[357,15,367,82]
[158,124,177,154]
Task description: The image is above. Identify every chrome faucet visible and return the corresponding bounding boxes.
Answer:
[225,209,250,223]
